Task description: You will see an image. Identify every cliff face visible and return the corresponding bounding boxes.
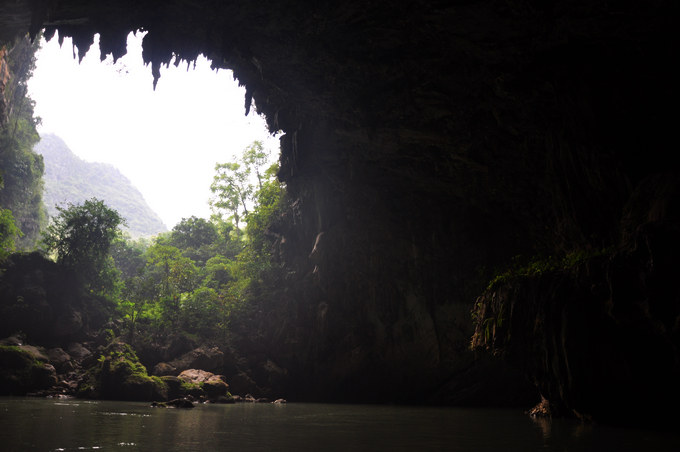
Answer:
[3,0,677,415]
[472,171,680,424]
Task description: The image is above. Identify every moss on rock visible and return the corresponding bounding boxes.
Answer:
[77,340,168,401]
[0,345,56,395]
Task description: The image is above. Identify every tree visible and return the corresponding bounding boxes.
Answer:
[209,140,275,237]
[232,162,286,288]
[209,161,252,236]
[167,216,219,251]
[40,198,126,291]
[242,140,270,190]
[110,237,148,280]
[119,271,157,341]
[146,243,198,316]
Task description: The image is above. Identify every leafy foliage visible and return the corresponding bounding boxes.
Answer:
[112,141,283,345]
[0,208,22,260]
[3,135,284,352]
[209,140,270,237]
[40,198,126,293]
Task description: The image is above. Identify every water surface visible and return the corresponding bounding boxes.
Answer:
[0,398,677,451]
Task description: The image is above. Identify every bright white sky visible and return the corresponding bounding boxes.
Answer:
[28,31,280,230]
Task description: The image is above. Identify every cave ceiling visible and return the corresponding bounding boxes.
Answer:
[12,1,670,218]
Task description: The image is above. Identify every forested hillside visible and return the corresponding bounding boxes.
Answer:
[35,133,167,238]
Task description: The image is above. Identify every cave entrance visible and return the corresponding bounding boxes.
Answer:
[28,30,280,231]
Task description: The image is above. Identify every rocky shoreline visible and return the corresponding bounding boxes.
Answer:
[0,331,286,405]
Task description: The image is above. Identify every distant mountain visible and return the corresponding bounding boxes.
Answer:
[34,133,167,238]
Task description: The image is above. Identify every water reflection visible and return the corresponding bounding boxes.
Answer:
[529,413,678,451]
[0,398,677,451]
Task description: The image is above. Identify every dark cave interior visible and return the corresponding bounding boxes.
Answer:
[1,0,678,426]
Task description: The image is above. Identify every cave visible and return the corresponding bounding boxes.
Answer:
[2,0,678,426]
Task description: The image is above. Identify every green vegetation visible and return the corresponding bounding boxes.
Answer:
[0,36,47,250]
[41,198,126,296]
[35,133,167,238]
[114,141,286,345]
[0,34,287,399]
[1,94,284,374]
[0,208,22,261]
[485,248,614,292]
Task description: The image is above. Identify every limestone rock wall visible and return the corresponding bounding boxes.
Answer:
[472,171,680,424]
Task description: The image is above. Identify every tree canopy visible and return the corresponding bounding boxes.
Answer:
[41,198,126,290]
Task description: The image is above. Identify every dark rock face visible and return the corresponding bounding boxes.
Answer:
[160,376,182,400]
[153,347,224,376]
[51,308,83,338]
[229,372,263,399]
[66,342,92,361]
[472,171,680,425]
[0,345,57,395]
[3,0,677,413]
[0,252,107,344]
[46,348,71,371]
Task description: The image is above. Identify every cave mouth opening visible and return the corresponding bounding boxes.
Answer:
[29,30,281,230]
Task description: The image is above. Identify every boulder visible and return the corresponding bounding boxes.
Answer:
[177,369,215,384]
[177,370,231,400]
[101,322,121,338]
[168,398,194,409]
[152,362,177,377]
[77,341,168,402]
[229,372,263,398]
[52,307,83,337]
[203,379,229,399]
[95,329,116,347]
[47,348,71,370]
[66,342,91,361]
[1,346,46,395]
[161,376,182,400]
[19,345,48,362]
[164,346,224,375]
[32,364,57,389]
[259,359,288,389]
[60,361,75,374]
[0,336,23,346]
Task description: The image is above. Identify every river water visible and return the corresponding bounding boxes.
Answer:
[0,398,677,451]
